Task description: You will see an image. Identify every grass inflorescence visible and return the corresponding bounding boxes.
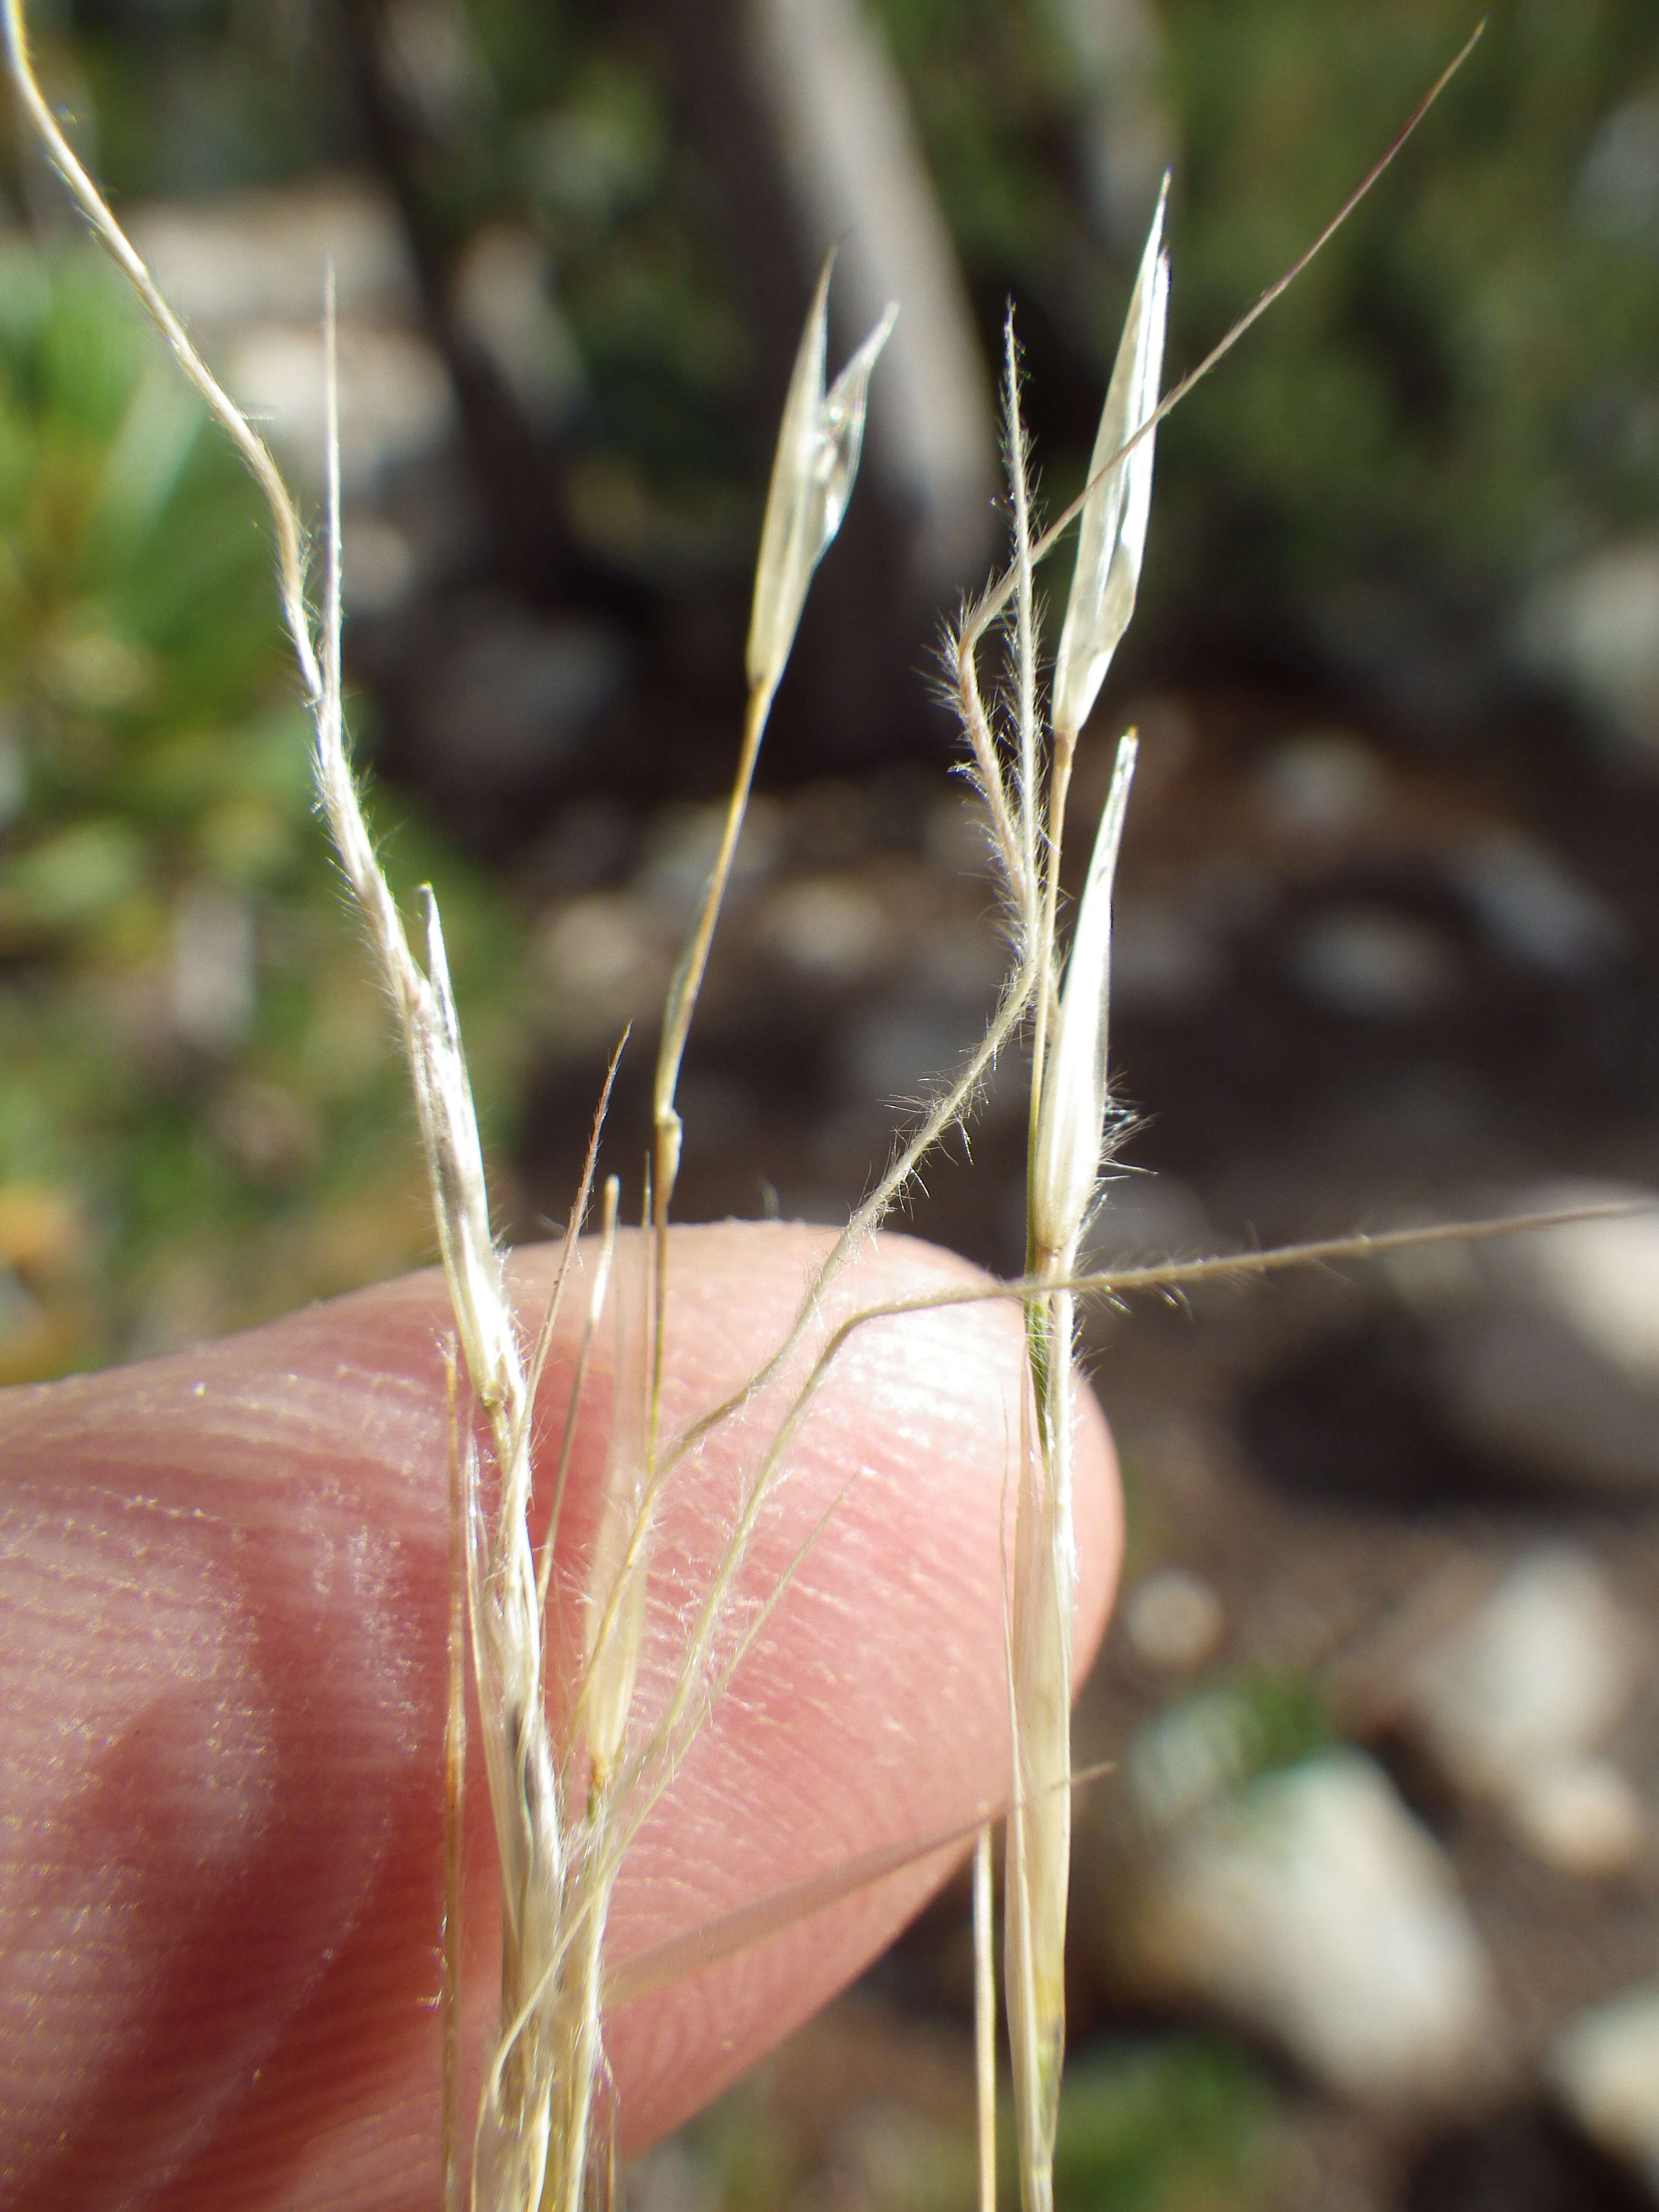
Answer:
[9,14,1627,2212]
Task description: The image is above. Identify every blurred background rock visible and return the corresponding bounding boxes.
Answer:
[5,2,1659,2207]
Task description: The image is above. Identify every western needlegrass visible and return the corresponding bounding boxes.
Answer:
[4,12,1621,2212]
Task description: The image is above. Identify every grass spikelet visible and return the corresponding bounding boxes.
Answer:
[653,264,895,1231]
[1007,735,1139,2212]
[1028,738,1139,1273]
[746,260,898,707]
[1049,186,1169,755]
[973,179,1165,2212]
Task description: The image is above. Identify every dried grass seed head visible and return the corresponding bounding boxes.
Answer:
[745,255,897,701]
[1030,733,1138,1268]
[1050,183,1169,746]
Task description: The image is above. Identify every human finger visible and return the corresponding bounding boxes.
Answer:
[0,1222,1119,2211]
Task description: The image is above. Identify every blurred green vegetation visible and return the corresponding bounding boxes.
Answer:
[876,0,1659,644]
[1046,2038,1266,2212]
[679,2027,1266,2212]
[1125,1670,1335,1838]
[48,0,1659,647]
[1155,2,1659,631]
[0,248,522,1376]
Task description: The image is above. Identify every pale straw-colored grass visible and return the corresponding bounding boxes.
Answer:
[9,15,1639,2212]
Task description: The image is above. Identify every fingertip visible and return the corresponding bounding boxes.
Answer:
[0,1223,1122,2203]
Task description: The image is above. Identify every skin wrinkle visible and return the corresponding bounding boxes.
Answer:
[0,1349,441,2212]
[0,1224,1118,2211]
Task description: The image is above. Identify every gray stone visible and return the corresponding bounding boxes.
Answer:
[1255,729,1387,841]
[760,877,889,985]
[126,177,415,330]
[1519,540,1659,766]
[1549,1984,1659,2193]
[1509,1755,1647,1879]
[1446,826,1625,977]
[1290,906,1460,1019]
[1122,1567,1226,1672]
[1401,1545,1643,1821]
[1421,1182,1659,1495]
[224,320,454,492]
[1129,1750,1498,2108]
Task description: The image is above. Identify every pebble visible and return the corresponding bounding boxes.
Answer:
[1290,906,1460,1019]
[838,996,995,1109]
[126,183,454,495]
[127,178,415,329]
[1130,1750,1497,2108]
[1395,1545,1649,1875]
[225,320,454,491]
[1519,539,1659,765]
[625,2141,717,2212]
[636,799,783,924]
[760,877,889,985]
[1486,1188,1659,1392]
[1580,94,1659,240]
[1428,1183,1659,1494]
[540,892,666,1047]
[922,790,994,877]
[1446,825,1624,977]
[171,880,254,1052]
[1548,1984,1659,2191]
[1127,1683,1265,1831]
[1509,1755,1647,1879]
[1255,729,1387,840]
[1402,1545,1642,1803]
[1123,1567,1226,1672]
